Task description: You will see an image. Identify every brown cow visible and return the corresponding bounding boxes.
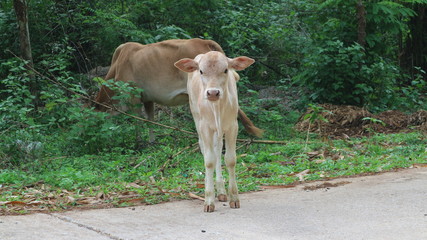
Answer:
[175,51,255,212]
[94,39,262,141]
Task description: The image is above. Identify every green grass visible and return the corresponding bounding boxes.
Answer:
[1,106,427,214]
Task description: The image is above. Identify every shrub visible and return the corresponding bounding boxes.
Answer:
[295,40,400,109]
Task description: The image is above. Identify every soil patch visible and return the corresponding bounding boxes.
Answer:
[295,104,427,138]
[303,181,351,191]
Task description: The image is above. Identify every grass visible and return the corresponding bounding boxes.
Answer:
[1,105,427,214]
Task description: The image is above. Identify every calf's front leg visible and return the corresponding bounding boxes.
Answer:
[225,122,239,208]
[200,130,218,212]
[204,156,216,212]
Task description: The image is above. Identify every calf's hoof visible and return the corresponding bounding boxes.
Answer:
[204,204,215,212]
[218,194,227,202]
[229,200,240,209]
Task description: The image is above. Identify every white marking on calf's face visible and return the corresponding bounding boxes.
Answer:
[198,52,230,102]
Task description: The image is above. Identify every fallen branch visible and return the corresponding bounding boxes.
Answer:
[133,156,152,169]
[188,192,204,201]
[237,139,288,144]
[236,141,252,151]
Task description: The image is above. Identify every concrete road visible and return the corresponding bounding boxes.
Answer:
[1,168,427,240]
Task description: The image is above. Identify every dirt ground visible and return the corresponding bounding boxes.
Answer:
[295,104,427,138]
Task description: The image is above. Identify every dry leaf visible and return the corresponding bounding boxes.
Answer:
[0,200,44,207]
[67,196,76,203]
[26,188,42,195]
[126,182,143,189]
[0,201,27,206]
[296,169,310,181]
[307,151,321,158]
[149,176,156,184]
[162,192,180,196]
[278,161,295,166]
[76,197,100,205]
[122,191,137,195]
[118,194,140,200]
[118,197,145,204]
[412,163,427,168]
[28,201,43,206]
[259,185,296,189]
[331,154,344,161]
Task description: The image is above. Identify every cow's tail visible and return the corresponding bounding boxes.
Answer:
[93,44,125,111]
[94,66,115,111]
[238,108,264,137]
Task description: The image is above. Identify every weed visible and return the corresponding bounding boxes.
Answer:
[302,104,332,146]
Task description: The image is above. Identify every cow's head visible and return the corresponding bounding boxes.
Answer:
[175,51,254,101]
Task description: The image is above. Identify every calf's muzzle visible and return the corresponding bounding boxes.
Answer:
[207,89,220,101]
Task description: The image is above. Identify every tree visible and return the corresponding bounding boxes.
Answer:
[13,0,33,70]
[356,0,366,48]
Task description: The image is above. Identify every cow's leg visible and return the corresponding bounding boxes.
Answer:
[129,98,144,146]
[143,101,155,142]
[134,117,143,147]
[200,128,217,212]
[224,121,239,209]
[215,137,227,202]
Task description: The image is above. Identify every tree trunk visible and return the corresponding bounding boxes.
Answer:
[13,0,33,70]
[401,5,426,81]
[356,0,367,48]
[14,0,39,106]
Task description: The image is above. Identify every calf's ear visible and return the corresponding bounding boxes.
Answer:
[229,56,255,71]
[174,58,199,73]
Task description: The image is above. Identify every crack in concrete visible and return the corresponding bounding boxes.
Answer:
[47,213,124,240]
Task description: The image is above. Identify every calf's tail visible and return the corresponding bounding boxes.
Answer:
[238,108,264,137]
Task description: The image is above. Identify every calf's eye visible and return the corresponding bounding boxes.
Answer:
[224,69,228,74]
[200,70,203,75]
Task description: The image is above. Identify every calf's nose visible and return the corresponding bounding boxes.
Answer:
[207,89,220,101]
[207,89,220,97]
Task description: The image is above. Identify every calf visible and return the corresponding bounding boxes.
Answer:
[175,51,254,212]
